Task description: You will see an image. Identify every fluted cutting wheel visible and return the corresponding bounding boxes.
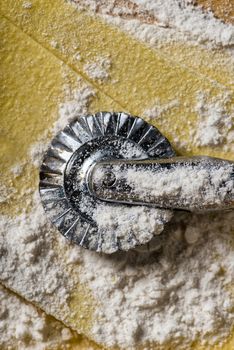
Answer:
[39,112,175,253]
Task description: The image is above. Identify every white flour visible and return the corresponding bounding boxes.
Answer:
[143,91,234,154]
[22,2,32,9]
[1,185,234,349]
[29,82,95,168]
[92,204,173,253]
[84,56,112,82]
[71,0,234,49]
[54,82,95,134]
[192,92,234,150]
[107,160,234,210]
[0,190,74,315]
[70,0,234,156]
[1,1,234,347]
[0,184,16,204]
[143,98,180,121]
[0,83,96,348]
[0,284,78,350]
[1,82,234,348]
[80,210,234,348]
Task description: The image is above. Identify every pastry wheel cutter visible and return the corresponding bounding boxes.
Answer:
[39,112,234,253]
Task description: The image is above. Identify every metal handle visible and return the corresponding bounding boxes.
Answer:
[88,156,234,211]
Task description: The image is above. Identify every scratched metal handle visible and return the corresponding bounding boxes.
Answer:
[88,156,234,211]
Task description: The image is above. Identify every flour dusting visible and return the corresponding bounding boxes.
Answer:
[1,185,234,349]
[192,92,234,150]
[114,159,234,210]
[84,56,112,82]
[143,99,180,121]
[93,204,173,253]
[1,80,234,349]
[0,82,97,348]
[80,210,234,349]
[0,284,79,350]
[0,184,16,204]
[71,0,234,49]
[2,104,234,349]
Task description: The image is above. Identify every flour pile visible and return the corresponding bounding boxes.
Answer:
[92,204,173,253]
[0,84,97,348]
[71,0,234,49]
[0,189,76,317]
[70,0,234,156]
[0,83,234,349]
[1,190,234,348]
[84,56,111,82]
[192,92,234,151]
[1,0,234,346]
[0,285,79,350]
[143,92,234,153]
[80,210,234,348]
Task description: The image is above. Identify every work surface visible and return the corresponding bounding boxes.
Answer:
[0,1,233,349]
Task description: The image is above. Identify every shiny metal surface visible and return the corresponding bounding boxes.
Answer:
[39,112,175,252]
[89,156,234,211]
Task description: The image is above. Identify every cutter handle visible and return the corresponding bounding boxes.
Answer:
[88,156,234,211]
